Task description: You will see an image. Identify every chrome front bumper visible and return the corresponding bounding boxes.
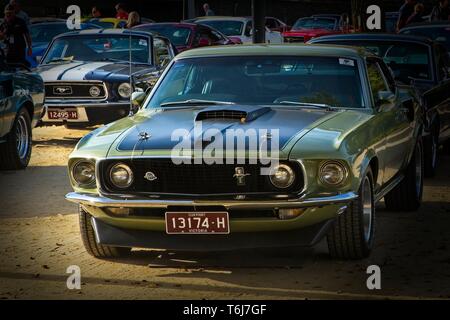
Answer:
[65,192,358,209]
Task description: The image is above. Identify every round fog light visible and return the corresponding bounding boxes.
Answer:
[118,82,131,99]
[269,164,295,189]
[110,163,134,189]
[319,161,347,186]
[72,160,95,187]
[278,208,305,220]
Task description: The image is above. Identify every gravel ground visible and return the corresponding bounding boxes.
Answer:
[0,126,449,300]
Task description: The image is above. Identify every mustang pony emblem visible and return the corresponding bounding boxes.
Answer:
[144,171,158,181]
[53,86,72,95]
[233,167,251,186]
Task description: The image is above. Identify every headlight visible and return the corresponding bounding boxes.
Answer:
[319,161,348,186]
[269,164,295,189]
[109,163,134,189]
[118,82,131,99]
[72,160,96,187]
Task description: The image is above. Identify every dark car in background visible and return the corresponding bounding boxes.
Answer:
[400,22,450,56]
[283,16,348,43]
[28,22,101,68]
[265,16,290,32]
[133,22,240,53]
[309,34,450,176]
[36,29,176,128]
[0,50,44,169]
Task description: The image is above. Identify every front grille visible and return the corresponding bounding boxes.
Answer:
[45,81,107,99]
[284,36,305,43]
[99,159,304,195]
[196,110,247,121]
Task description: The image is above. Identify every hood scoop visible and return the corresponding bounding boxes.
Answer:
[195,105,271,123]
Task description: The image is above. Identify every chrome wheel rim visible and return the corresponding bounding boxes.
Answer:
[362,176,373,242]
[415,144,423,197]
[16,115,29,160]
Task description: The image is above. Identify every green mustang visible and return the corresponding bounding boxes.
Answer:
[66,45,424,260]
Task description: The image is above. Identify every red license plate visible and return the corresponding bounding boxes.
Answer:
[47,109,78,120]
[165,212,230,234]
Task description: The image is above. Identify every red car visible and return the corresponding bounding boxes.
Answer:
[133,22,241,53]
[283,16,348,43]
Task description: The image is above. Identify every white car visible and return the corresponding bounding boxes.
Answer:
[191,16,283,44]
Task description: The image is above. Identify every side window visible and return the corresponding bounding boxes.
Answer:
[367,60,390,104]
[244,21,252,36]
[153,38,170,67]
[378,61,396,92]
[435,45,449,80]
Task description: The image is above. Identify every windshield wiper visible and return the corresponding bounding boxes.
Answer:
[275,101,336,111]
[160,99,236,107]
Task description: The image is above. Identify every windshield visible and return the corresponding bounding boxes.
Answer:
[325,40,431,81]
[147,56,364,109]
[134,25,191,46]
[293,18,337,30]
[401,27,450,52]
[199,20,244,36]
[42,35,151,64]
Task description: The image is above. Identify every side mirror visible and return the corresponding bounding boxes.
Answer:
[131,91,146,108]
[377,90,395,107]
[35,56,42,64]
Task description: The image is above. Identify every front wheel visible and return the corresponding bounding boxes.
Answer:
[79,205,131,259]
[0,108,32,170]
[326,167,375,260]
[384,138,423,211]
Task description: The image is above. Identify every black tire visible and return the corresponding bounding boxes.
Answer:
[327,167,375,260]
[384,139,423,211]
[424,130,438,178]
[79,205,131,259]
[0,108,32,170]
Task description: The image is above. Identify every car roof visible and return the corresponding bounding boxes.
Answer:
[312,14,342,18]
[53,28,154,39]
[401,21,450,29]
[134,22,198,29]
[175,44,374,60]
[193,16,250,22]
[309,33,433,45]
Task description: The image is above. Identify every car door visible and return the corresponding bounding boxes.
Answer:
[430,44,450,142]
[0,82,5,136]
[367,58,414,183]
[0,74,13,138]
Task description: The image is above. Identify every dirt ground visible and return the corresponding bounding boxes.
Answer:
[0,126,450,300]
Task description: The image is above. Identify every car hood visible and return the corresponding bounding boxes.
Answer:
[105,105,340,157]
[36,61,156,82]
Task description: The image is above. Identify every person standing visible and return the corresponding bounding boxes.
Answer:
[126,11,140,28]
[9,0,30,29]
[430,0,450,21]
[203,3,215,16]
[397,0,416,31]
[115,3,129,20]
[0,4,32,67]
[406,3,426,24]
